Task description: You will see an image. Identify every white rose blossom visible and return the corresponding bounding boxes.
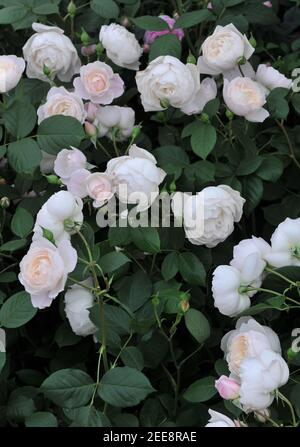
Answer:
[33,190,83,243]
[239,349,289,412]
[0,55,25,93]
[256,64,292,91]
[105,145,166,211]
[54,147,87,183]
[99,23,143,71]
[221,317,282,377]
[230,236,271,271]
[37,87,87,124]
[64,281,97,337]
[73,61,124,104]
[172,185,245,248]
[197,24,255,75]
[95,105,135,141]
[136,55,217,114]
[264,217,300,268]
[19,238,77,309]
[205,410,240,427]
[23,23,81,82]
[223,76,270,122]
[212,253,265,317]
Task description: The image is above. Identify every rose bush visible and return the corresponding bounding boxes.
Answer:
[0,0,300,429]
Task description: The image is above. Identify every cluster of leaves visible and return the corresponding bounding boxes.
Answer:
[0,0,300,428]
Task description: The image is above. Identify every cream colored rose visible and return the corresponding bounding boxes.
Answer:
[37,87,87,124]
[197,24,254,75]
[221,317,282,376]
[23,23,81,82]
[223,77,269,122]
[172,185,245,247]
[99,23,142,71]
[136,56,211,113]
[86,172,116,208]
[73,61,124,104]
[0,55,25,93]
[19,238,77,309]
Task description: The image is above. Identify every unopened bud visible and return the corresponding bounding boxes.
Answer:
[131,126,141,141]
[200,112,210,124]
[67,0,76,17]
[152,295,159,306]
[143,43,150,53]
[80,29,90,46]
[225,109,234,120]
[0,196,9,208]
[42,227,55,244]
[85,121,97,138]
[187,52,196,65]
[179,299,189,313]
[237,56,246,65]
[287,347,298,361]
[121,16,130,27]
[81,44,97,57]
[249,34,257,48]
[254,409,270,423]
[45,174,61,185]
[160,98,170,109]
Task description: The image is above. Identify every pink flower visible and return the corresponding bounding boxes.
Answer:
[73,61,124,104]
[263,1,272,7]
[54,147,87,183]
[144,15,184,45]
[65,168,90,199]
[19,238,77,309]
[86,172,115,208]
[85,102,99,122]
[215,375,240,400]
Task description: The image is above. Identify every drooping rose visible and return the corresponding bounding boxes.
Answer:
[23,23,81,82]
[99,23,143,71]
[64,281,97,337]
[86,172,115,208]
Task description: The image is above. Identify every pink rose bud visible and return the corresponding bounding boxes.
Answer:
[263,1,272,7]
[81,44,97,57]
[144,15,184,45]
[84,102,99,122]
[84,121,97,138]
[143,43,150,53]
[215,376,240,400]
[207,2,213,9]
